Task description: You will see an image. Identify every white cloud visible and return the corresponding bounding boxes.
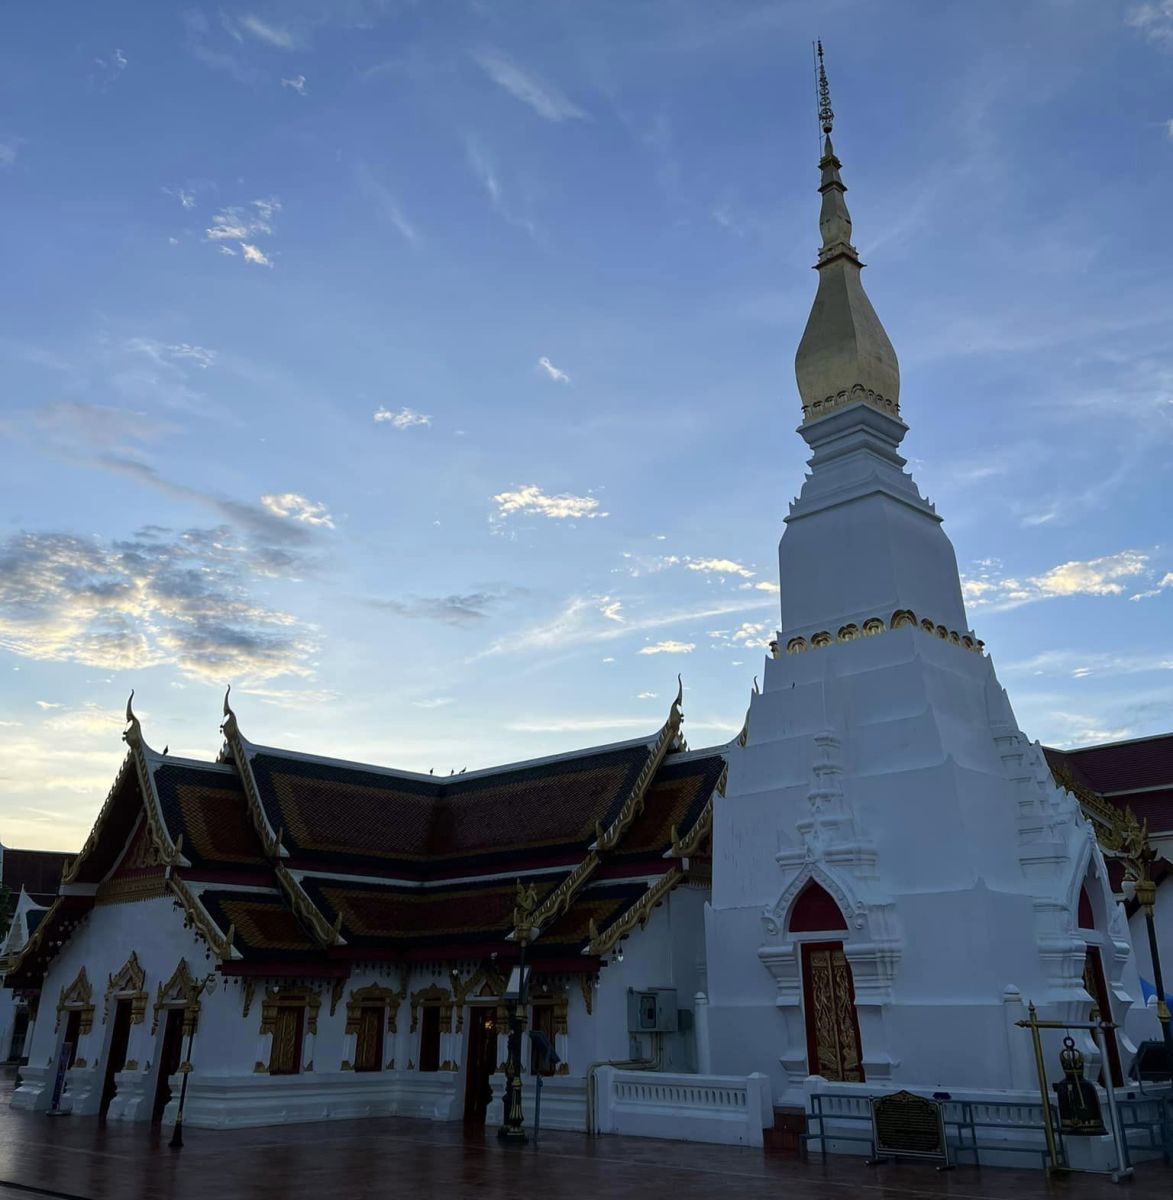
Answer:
[1131,572,1173,601]
[473,48,588,122]
[240,242,271,267]
[356,162,418,245]
[742,580,780,594]
[709,622,771,650]
[688,557,754,579]
[1127,2,1173,48]
[35,701,62,711]
[599,599,624,623]
[125,339,215,370]
[0,527,317,684]
[637,640,695,656]
[480,594,773,660]
[411,697,454,709]
[206,198,280,264]
[260,493,335,529]
[537,356,570,383]
[235,14,297,50]
[962,551,1151,612]
[0,140,19,168]
[636,691,658,700]
[373,406,431,429]
[282,74,308,96]
[492,484,605,522]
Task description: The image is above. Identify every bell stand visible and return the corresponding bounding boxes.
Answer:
[1015,1006,1133,1183]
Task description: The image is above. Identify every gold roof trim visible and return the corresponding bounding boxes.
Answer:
[62,751,136,885]
[167,875,239,961]
[593,679,684,853]
[1051,763,1125,851]
[529,852,599,934]
[585,868,683,958]
[220,687,286,859]
[275,861,346,948]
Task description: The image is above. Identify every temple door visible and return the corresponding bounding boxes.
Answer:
[354,1006,384,1073]
[99,999,132,1120]
[801,941,865,1083]
[62,1010,82,1068]
[269,1005,305,1076]
[463,1007,497,1125]
[152,1008,185,1125]
[1083,946,1123,1087]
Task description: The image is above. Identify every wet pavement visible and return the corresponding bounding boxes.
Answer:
[0,1092,1169,1199]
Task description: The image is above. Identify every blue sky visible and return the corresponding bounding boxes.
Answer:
[1,1,1171,851]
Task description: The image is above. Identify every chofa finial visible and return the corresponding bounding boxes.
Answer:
[221,684,238,738]
[223,684,234,720]
[123,689,142,747]
[816,39,834,136]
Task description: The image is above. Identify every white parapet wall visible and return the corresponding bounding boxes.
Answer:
[594,1068,772,1147]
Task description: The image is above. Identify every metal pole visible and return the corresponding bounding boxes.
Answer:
[1141,895,1173,1060]
[1020,1002,1063,1173]
[1091,1021,1132,1181]
[168,1022,196,1149]
[497,936,528,1143]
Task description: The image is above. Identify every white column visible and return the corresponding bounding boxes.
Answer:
[1002,986,1034,1091]
[694,991,712,1074]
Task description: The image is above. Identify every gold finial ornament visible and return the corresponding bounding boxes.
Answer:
[123,689,142,747]
[816,39,834,135]
[221,683,238,737]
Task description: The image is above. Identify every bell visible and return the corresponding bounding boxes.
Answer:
[1053,1036,1107,1137]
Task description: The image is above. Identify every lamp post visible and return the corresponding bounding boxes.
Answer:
[169,972,217,1150]
[1119,809,1173,1062]
[498,880,537,1143]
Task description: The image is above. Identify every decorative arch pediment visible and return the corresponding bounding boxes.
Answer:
[763,862,867,940]
[346,982,407,1036]
[55,965,95,1035]
[104,951,148,1025]
[453,965,508,1033]
[151,959,202,1035]
[409,983,452,1032]
[259,984,320,1037]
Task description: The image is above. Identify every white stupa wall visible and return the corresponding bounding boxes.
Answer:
[705,587,1144,1106]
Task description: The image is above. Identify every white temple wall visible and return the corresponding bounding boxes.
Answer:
[13,894,209,1116]
[1125,880,1173,1032]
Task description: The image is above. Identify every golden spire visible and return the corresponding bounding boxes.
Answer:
[794,41,901,425]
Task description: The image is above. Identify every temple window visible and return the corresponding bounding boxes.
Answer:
[530,1001,557,1075]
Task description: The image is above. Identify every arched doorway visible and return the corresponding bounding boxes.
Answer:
[1077,883,1123,1087]
[791,881,865,1083]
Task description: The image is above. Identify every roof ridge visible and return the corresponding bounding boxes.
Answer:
[1046,731,1173,754]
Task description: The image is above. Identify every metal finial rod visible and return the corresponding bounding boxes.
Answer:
[816,39,834,136]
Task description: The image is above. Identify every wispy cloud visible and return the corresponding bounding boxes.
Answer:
[0,139,18,168]
[356,162,418,245]
[206,197,280,265]
[411,696,454,709]
[962,551,1152,611]
[1131,572,1173,601]
[1127,1,1173,48]
[492,484,606,523]
[638,640,695,655]
[373,588,519,626]
[537,356,570,383]
[229,13,298,50]
[465,138,536,236]
[260,493,335,529]
[688,557,754,579]
[281,74,308,95]
[478,595,773,660]
[373,405,430,428]
[708,622,771,650]
[473,48,588,122]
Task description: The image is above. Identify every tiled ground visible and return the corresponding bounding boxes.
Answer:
[0,1101,1169,1200]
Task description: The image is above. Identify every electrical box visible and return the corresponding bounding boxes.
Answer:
[626,987,678,1033]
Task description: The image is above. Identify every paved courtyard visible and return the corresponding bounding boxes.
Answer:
[0,1098,1170,1200]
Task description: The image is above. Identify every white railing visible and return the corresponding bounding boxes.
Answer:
[595,1068,771,1147]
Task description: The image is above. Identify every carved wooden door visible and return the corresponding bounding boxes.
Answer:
[354,1005,384,1073]
[268,1005,304,1076]
[801,941,865,1083]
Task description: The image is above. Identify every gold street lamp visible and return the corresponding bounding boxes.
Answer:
[1119,808,1173,1062]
